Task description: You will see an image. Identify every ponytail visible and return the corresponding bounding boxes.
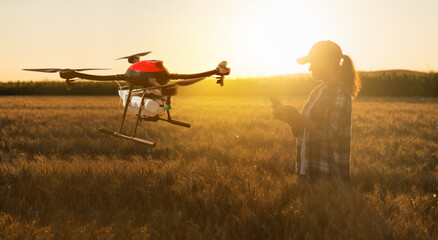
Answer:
[340,55,361,98]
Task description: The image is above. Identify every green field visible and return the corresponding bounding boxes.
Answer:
[0,96,437,239]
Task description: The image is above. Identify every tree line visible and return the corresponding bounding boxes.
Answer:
[1,72,437,97]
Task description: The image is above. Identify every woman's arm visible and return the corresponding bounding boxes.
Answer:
[297,115,317,132]
[273,105,304,137]
[272,92,350,139]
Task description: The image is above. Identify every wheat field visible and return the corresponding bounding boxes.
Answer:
[0,96,437,239]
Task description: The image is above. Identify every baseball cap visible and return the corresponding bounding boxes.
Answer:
[297,40,343,65]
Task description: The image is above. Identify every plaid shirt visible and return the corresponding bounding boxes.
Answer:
[292,82,352,183]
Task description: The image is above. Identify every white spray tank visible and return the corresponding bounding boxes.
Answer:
[118,89,165,117]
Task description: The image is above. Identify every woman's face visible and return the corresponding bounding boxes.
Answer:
[308,59,338,81]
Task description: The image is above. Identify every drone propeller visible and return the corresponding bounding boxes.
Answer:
[22,68,109,73]
[132,77,206,93]
[116,51,152,63]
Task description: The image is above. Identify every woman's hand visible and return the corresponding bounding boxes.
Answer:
[273,105,301,124]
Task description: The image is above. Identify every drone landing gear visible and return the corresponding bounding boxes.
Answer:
[99,85,156,147]
[98,128,155,146]
[98,85,191,147]
[144,110,191,128]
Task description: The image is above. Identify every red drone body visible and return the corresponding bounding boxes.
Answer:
[125,60,171,86]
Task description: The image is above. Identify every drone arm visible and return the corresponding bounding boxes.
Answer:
[169,61,230,79]
[169,61,230,87]
[168,69,218,80]
[61,71,125,81]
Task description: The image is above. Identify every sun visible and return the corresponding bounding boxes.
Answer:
[234,2,328,76]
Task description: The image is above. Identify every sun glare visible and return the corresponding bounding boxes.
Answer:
[235,2,327,76]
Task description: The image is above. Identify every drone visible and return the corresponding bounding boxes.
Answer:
[23,51,230,146]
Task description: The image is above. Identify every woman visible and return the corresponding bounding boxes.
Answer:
[273,40,360,183]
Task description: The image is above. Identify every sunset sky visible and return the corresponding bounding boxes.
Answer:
[0,0,437,81]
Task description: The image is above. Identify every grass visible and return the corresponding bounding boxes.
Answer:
[0,96,437,239]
